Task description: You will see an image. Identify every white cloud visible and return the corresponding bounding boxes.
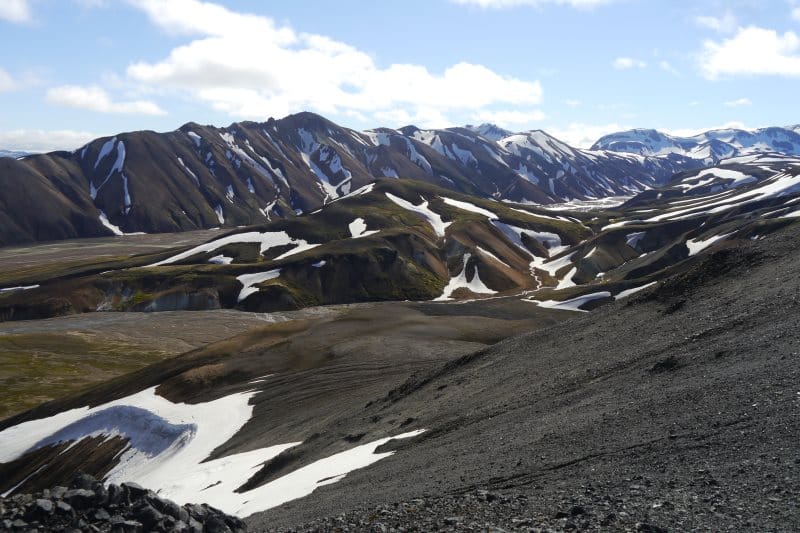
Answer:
[0,0,31,23]
[613,57,647,70]
[724,97,751,107]
[661,122,751,138]
[659,61,680,76]
[472,109,546,127]
[0,129,97,152]
[0,68,18,92]
[46,85,166,115]
[124,0,542,125]
[700,26,800,78]
[794,7,800,21]
[564,99,581,107]
[694,11,737,34]
[452,0,612,7]
[546,122,628,148]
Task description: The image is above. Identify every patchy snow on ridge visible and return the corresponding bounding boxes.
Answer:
[528,291,611,312]
[615,282,657,300]
[98,210,124,236]
[237,269,281,302]
[385,193,450,238]
[435,253,497,301]
[214,204,225,225]
[147,231,307,267]
[0,285,39,293]
[441,197,498,219]
[0,386,424,517]
[208,254,233,265]
[349,218,379,239]
[686,232,732,256]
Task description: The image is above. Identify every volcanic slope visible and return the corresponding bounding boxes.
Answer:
[249,213,800,531]
[0,112,698,245]
[0,204,798,531]
[3,151,800,323]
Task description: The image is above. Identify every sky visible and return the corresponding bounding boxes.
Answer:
[1,0,799,152]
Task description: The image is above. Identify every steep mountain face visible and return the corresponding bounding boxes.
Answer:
[0,112,698,246]
[592,126,800,164]
[1,193,799,530]
[2,150,798,323]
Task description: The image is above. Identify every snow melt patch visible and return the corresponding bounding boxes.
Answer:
[686,233,732,256]
[147,231,316,267]
[528,291,611,312]
[615,282,657,300]
[233,429,425,517]
[0,285,39,293]
[441,197,498,219]
[385,193,450,238]
[208,255,233,265]
[214,204,225,225]
[0,387,296,512]
[0,387,424,517]
[349,218,379,239]
[435,253,497,301]
[98,210,124,236]
[237,269,281,302]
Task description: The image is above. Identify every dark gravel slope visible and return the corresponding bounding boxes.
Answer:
[251,222,800,532]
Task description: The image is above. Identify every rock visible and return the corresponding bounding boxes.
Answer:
[71,473,96,490]
[50,486,67,500]
[107,483,124,506]
[135,504,164,529]
[570,505,587,516]
[637,523,668,533]
[121,482,148,501]
[94,508,111,521]
[63,488,96,510]
[203,515,233,533]
[55,500,73,515]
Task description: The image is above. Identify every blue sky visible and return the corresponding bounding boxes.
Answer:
[1,0,799,151]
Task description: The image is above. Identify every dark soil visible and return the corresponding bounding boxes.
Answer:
[247,222,800,532]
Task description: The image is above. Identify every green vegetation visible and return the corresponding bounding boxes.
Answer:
[0,332,173,419]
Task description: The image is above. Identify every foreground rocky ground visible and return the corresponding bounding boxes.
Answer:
[0,473,244,532]
[250,223,800,531]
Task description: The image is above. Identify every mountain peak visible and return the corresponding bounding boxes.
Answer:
[464,123,514,141]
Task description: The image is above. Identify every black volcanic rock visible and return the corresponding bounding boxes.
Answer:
[0,473,245,532]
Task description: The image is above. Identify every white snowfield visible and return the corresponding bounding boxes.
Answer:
[441,197,498,219]
[685,232,732,256]
[676,168,757,192]
[348,217,379,239]
[435,253,497,301]
[527,291,611,312]
[0,284,39,293]
[146,231,319,267]
[98,210,124,236]
[237,269,281,302]
[615,281,657,300]
[0,387,424,517]
[385,193,451,238]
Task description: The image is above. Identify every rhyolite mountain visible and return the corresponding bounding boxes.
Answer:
[1,152,798,323]
[592,125,800,164]
[0,112,704,246]
[1,173,800,530]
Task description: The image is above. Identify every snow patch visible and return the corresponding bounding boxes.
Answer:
[349,218,379,239]
[237,269,281,302]
[435,253,497,301]
[528,291,611,312]
[385,193,450,238]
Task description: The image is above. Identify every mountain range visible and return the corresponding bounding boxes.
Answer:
[1,111,800,530]
[11,113,800,246]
